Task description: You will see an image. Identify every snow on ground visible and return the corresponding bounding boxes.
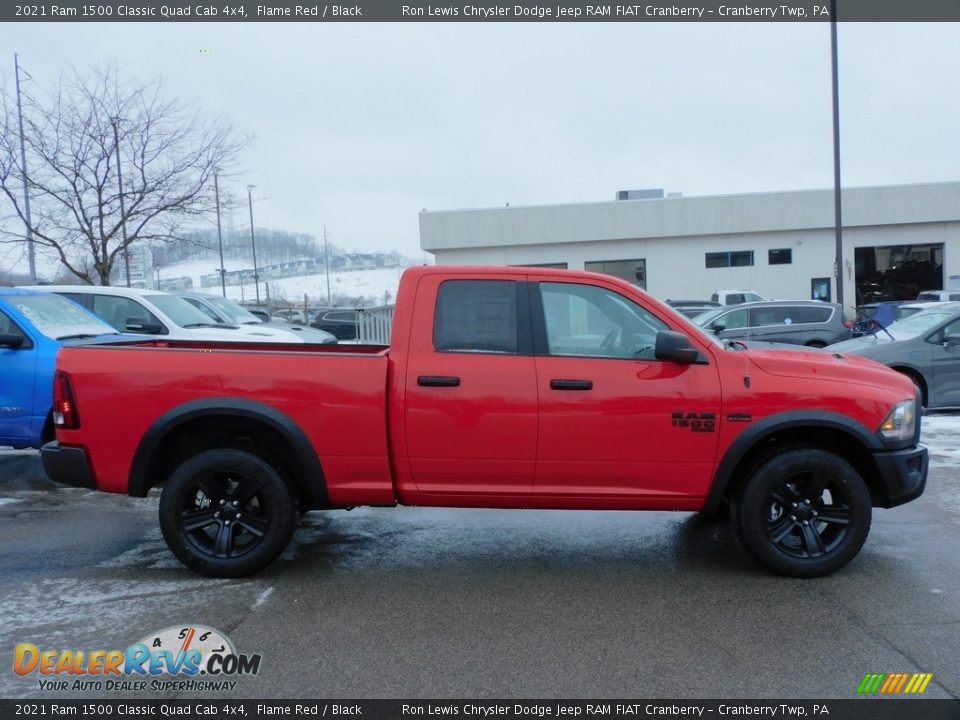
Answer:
[160,258,409,307]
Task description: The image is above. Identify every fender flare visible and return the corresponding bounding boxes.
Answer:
[128,397,328,507]
[703,410,881,513]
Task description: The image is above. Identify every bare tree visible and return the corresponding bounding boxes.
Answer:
[0,64,247,285]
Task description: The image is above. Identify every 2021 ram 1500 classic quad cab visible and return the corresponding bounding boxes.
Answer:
[42,267,927,578]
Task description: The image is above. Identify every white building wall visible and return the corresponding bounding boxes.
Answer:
[420,183,960,307]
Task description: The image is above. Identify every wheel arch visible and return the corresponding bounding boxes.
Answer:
[704,411,885,514]
[128,398,330,509]
[889,365,928,407]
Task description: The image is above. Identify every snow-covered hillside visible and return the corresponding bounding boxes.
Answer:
[159,259,413,308]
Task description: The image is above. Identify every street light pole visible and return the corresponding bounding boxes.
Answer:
[110,117,131,287]
[14,53,36,284]
[247,184,260,305]
[214,171,226,297]
[830,1,844,308]
[323,225,331,306]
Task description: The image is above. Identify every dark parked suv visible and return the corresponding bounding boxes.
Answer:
[310,309,359,340]
[693,300,852,347]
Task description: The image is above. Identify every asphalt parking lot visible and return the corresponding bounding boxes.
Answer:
[2,414,959,701]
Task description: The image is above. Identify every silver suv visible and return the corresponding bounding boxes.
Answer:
[693,300,852,348]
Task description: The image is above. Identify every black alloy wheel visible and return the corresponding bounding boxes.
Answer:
[732,448,871,578]
[160,449,297,577]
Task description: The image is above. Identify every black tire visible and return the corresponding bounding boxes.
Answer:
[159,449,297,578]
[732,448,871,578]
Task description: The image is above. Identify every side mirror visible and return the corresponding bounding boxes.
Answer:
[125,318,164,334]
[944,334,960,347]
[655,330,701,365]
[711,322,726,336]
[0,333,25,348]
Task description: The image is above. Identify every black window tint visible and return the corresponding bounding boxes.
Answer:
[92,295,159,332]
[792,306,832,323]
[434,280,518,353]
[0,310,17,335]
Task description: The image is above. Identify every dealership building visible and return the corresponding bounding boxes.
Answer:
[418,181,960,307]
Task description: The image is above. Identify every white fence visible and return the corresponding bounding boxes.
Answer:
[357,305,395,345]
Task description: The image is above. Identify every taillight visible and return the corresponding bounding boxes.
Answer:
[843,320,853,329]
[53,370,80,429]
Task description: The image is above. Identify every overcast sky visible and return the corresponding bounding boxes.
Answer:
[1,21,958,266]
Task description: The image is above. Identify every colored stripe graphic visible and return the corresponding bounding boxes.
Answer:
[858,672,932,694]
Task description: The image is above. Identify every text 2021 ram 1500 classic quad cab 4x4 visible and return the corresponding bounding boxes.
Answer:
[41,267,928,578]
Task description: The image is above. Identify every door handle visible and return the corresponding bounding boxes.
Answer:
[550,379,593,391]
[418,375,461,387]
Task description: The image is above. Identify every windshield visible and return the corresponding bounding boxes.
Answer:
[205,296,262,324]
[7,294,117,340]
[886,311,956,337]
[692,307,727,327]
[148,294,222,327]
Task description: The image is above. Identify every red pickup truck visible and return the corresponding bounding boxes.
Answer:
[42,267,927,578]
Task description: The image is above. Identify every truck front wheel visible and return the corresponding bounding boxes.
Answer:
[159,449,297,578]
[731,449,871,578]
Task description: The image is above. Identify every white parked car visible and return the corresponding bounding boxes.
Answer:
[21,286,310,344]
[711,289,772,305]
[916,290,960,302]
[173,292,337,344]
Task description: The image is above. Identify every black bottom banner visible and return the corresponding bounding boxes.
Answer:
[1,700,957,720]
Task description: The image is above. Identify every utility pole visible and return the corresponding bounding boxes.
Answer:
[110,117,131,287]
[14,54,36,283]
[247,184,260,305]
[214,171,226,297]
[830,1,844,308]
[323,225,331,306]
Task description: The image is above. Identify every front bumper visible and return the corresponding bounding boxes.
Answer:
[872,444,928,508]
[40,441,96,490]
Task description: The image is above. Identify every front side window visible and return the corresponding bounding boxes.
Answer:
[434,280,518,354]
[539,282,667,359]
[717,308,749,330]
[92,295,162,332]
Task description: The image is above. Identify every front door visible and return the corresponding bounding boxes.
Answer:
[0,309,38,447]
[532,280,721,503]
[930,317,960,407]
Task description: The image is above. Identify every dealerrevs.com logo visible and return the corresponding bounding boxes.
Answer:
[13,625,262,692]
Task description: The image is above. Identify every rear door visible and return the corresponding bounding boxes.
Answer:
[531,279,721,502]
[403,274,538,496]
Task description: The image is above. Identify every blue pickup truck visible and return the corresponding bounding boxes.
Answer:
[0,288,122,449]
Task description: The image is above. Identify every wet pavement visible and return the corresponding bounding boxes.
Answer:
[2,414,959,700]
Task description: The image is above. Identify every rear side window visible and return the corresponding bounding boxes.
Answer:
[792,306,832,323]
[434,280,518,353]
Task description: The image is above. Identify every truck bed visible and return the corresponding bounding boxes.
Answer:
[54,340,395,506]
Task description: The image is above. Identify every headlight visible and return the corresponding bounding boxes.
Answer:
[878,399,917,442]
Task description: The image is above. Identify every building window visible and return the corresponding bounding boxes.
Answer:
[705,251,754,269]
[584,258,646,289]
[768,249,792,265]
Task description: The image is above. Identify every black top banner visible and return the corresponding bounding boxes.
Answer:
[5,0,960,22]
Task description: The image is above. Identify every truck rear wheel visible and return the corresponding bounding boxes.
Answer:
[731,448,871,578]
[159,449,297,578]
